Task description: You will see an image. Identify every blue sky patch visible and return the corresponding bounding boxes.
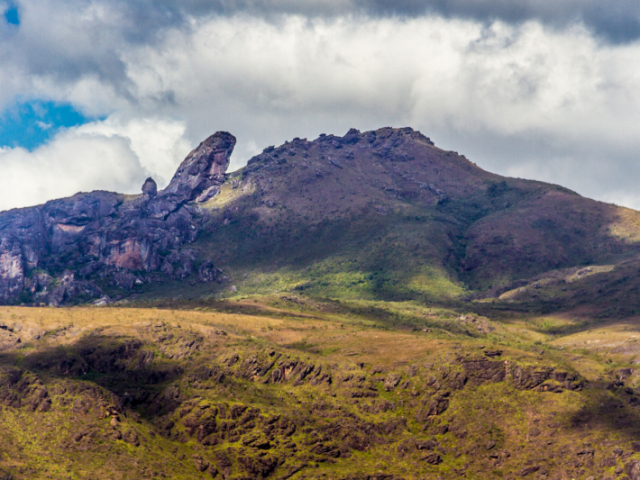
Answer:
[0,101,94,150]
[4,3,19,25]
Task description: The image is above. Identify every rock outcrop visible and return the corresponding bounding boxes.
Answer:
[0,132,236,305]
[141,178,157,198]
[161,131,235,204]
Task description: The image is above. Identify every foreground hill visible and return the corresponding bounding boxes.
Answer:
[1,299,640,480]
[2,126,640,315]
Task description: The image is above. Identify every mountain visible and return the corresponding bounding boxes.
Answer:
[2,127,640,313]
[4,129,640,479]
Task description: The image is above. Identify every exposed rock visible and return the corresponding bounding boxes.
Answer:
[93,296,111,307]
[122,428,140,446]
[462,359,506,384]
[0,244,24,302]
[519,466,540,476]
[421,452,442,465]
[483,350,503,358]
[425,392,450,416]
[383,373,402,391]
[113,272,136,291]
[511,365,583,391]
[192,455,210,472]
[142,177,157,197]
[161,132,235,204]
[0,132,236,305]
[627,460,640,480]
[198,259,220,283]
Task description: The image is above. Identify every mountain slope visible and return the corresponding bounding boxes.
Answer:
[4,128,640,480]
[2,298,640,480]
[187,127,640,304]
[1,127,640,310]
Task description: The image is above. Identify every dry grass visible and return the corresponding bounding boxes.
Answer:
[2,297,640,479]
[608,206,640,243]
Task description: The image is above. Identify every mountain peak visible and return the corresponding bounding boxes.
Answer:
[1,127,639,307]
[162,131,236,203]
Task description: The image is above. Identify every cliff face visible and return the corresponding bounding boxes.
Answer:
[0,132,236,305]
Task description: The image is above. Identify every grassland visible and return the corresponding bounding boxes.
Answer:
[1,295,640,479]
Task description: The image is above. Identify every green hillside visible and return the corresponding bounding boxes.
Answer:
[123,128,640,319]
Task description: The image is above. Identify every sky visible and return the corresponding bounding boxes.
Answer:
[1,1,640,211]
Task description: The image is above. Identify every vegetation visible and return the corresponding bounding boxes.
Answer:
[3,129,640,478]
[1,295,640,479]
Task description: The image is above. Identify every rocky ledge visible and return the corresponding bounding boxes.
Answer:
[0,132,236,306]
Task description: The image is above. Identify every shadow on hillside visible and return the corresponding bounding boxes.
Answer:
[567,382,640,443]
[139,296,486,338]
[0,332,188,419]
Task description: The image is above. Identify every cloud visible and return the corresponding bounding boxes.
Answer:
[14,0,635,44]
[110,16,640,207]
[358,0,640,44]
[80,0,640,44]
[0,116,189,210]
[76,116,191,188]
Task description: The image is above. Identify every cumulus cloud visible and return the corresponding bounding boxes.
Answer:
[117,16,640,206]
[0,117,189,210]
[77,117,191,188]
[7,0,640,45]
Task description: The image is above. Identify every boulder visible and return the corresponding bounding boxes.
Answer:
[142,177,157,197]
[113,272,136,291]
[425,393,450,416]
[198,259,219,283]
[627,460,640,480]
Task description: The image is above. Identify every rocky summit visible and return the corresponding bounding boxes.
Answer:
[3,128,640,480]
[0,131,236,306]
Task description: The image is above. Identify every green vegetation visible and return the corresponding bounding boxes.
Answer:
[1,296,640,479]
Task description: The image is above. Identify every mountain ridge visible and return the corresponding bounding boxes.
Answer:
[1,126,639,310]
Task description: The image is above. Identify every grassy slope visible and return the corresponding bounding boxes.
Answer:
[6,128,640,477]
[1,299,640,479]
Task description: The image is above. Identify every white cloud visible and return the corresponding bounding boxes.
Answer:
[76,116,191,188]
[116,16,640,207]
[0,116,190,210]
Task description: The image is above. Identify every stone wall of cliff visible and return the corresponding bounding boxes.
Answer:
[0,132,236,305]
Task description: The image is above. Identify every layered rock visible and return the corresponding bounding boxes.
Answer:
[0,132,236,305]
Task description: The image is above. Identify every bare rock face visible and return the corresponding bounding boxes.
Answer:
[0,132,236,305]
[141,178,157,197]
[161,132,236,203]
[0,244,24,302]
